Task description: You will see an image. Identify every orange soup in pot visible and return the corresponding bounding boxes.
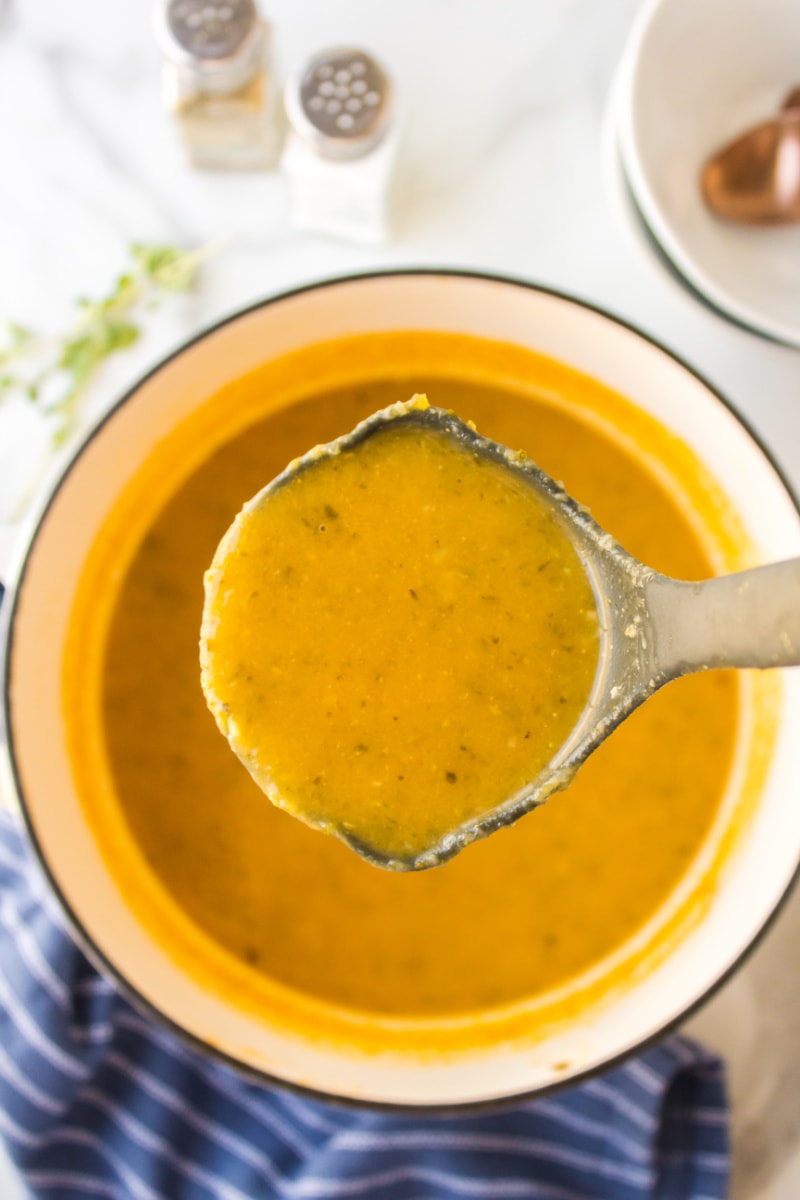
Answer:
[68,332,739,1026]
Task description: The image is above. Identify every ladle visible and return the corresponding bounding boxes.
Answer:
[203,401,800,871]
[702,86,800,224]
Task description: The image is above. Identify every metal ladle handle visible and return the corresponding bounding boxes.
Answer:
[645,557,800,679]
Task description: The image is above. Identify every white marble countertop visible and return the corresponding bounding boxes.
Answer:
[1,1,799,1196]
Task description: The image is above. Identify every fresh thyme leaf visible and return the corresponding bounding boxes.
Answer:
[51,421,75,449]
[7,322,34,347]
[59,333,99,377]
[0,240,218,445]
[106,320,141,350]
[130,243,197,291]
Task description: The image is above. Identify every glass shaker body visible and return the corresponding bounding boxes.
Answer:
[155,0,281,170]
[283,48,400,243]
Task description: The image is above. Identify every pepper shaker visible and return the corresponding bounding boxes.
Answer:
[154,0,280,170]
[282,48,400,244]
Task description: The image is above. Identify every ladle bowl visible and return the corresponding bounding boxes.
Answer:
[202,397,800,871]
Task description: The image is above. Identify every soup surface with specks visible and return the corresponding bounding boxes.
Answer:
[98,360,737,1018]
[200,400,600,865]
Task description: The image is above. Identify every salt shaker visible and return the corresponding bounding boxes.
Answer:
[282,48,400,244]
[154,0,280,170]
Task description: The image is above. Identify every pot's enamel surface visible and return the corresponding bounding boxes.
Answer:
[3,273,800,1106]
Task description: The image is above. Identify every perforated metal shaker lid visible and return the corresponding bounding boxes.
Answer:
[284,48,393,161]
[154,0,265,92]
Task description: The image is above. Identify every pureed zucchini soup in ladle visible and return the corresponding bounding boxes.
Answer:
[75,332,742,1031]
[200,397,601,869]
[200,396,797,871]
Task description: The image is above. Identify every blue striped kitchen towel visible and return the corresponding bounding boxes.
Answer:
[0,809,729,1200]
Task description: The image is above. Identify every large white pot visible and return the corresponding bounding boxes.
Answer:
[2,271,799,1107]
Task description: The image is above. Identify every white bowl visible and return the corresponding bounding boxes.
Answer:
[616,0,800,347]
[2,272,800,1107]
[602,71,701,306]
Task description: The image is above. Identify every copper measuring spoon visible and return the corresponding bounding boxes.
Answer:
[702,87,800,224]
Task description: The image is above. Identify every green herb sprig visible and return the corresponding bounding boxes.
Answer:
[0,241,218,446]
